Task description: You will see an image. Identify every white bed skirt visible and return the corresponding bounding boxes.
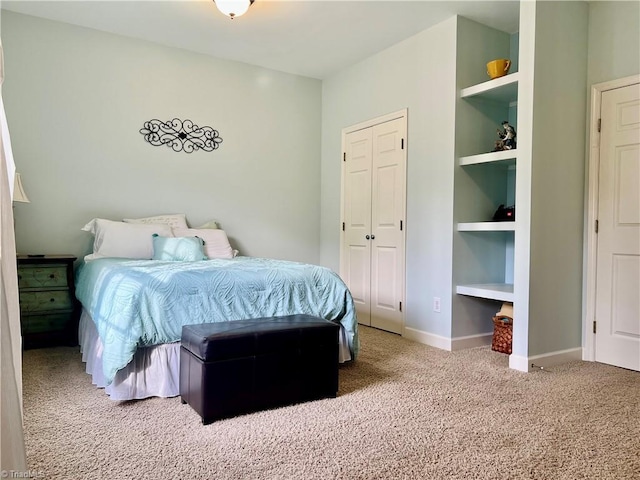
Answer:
[79,309,352,401]
[79,310,181,400]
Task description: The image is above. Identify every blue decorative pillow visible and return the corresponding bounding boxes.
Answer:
[152,234,206,262]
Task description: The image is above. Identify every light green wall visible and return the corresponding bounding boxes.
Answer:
[588,1,640,85]
[320,18,457,337]
[2,2,635,348]
[2,11,322,264]
[528,0,588,356]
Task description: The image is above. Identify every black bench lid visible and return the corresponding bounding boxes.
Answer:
[181,314,339,361]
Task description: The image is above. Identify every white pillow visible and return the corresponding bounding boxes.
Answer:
[194,220,219,229]
[172,228,234,259]
[123,214,188,229]
[82,218,173,261]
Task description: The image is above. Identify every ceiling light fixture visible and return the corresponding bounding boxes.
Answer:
[214,0,254,20]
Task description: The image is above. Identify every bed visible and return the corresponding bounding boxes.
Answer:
[74,217,359,401]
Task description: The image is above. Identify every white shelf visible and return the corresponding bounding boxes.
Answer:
[459,150,517,166]
[461,72,519,103]
[456,283,514,302]
[457,222,515,232]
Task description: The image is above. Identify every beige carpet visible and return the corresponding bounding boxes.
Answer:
[22,326,639,480]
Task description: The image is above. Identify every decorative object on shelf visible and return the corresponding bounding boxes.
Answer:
[492,204,515,222]
[493,120,516,151]
[491,302,513,355]
[214,0,254,19]
[139,119,223,154]
[486,58,511,79]
[13,173,30,203]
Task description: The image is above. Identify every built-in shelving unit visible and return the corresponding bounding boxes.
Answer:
[454,71,519,303]
[459,150,516,167]
[451,3,588,371]
[460,72,519,102]
[457,221,515,232]
[455,283,514,302]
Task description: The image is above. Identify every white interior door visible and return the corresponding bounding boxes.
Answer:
[595,82,640,371]
[343,127,373,326]
[370,118,406,334]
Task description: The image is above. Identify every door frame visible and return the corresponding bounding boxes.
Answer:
[339,108,408,333]
[583,74,640,362]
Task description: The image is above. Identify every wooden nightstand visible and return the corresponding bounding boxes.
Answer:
[17,255,80,349]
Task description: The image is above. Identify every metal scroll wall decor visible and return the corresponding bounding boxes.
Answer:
[139,118,223,153]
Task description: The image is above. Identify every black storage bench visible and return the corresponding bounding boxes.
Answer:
[180,314,340,424]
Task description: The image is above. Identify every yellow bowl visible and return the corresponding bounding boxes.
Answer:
[487,59,511,79]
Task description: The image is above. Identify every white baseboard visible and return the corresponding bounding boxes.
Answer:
[403,328,493,352]
[451,332,493,351]
[510,347,583,372]
[403,327,452,351]
[509,354,530,372]
[403,328,583,373]
[528,347,583,370]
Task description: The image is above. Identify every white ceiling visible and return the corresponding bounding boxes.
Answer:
[1,0,520,79]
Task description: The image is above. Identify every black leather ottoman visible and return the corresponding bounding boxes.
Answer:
[180,314,340,424]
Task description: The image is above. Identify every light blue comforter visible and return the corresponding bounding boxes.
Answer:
[75,257,359,385]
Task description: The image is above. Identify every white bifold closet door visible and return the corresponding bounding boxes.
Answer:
[341,114,406,335]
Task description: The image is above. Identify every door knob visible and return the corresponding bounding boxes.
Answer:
[371,234,376,240]
[365,235,370,240]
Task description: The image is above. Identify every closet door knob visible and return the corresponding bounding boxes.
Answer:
[365,235,370,240]
[371,234,376,240]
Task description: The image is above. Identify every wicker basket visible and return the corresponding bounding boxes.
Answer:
[491,315,513,354]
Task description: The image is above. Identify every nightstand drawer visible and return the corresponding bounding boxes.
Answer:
[18,265,68,289]
[21,314,70,334]
[19,290,74,314]
[17,254,79,349]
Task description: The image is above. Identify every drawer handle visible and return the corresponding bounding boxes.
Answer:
[49,274,55,279]
[50,298,55,303]
[18,275,22,280]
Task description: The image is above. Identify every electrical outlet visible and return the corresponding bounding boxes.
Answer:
[433,297,441,313]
